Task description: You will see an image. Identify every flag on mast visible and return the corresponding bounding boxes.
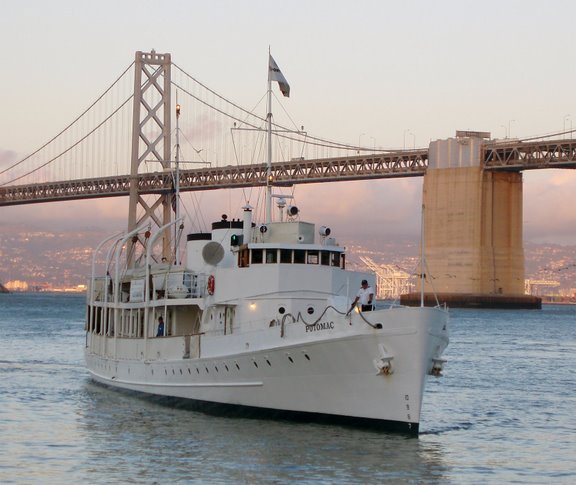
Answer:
[269,55,290,97]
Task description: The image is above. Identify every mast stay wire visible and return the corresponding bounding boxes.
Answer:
[172,63,391,153]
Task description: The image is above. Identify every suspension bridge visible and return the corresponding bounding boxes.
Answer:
[1,50,574,307]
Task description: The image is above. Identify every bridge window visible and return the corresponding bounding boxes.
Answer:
[266,249,278,264]
[321,251,330,266]
[294,250,306,264]
[280,249,292,263]
[331,252,341,268]
[251,249,263,264]
[307,250,319,264]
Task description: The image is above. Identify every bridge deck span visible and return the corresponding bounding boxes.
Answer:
[0,151,428,206]
[1,139,575,207]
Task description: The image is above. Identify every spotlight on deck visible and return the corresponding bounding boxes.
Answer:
[287,205,299,217]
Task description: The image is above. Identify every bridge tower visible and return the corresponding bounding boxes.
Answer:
[127,50,172,266]
[404,131,540,308]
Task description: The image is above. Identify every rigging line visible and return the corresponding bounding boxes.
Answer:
[172,66,397,153]
[171,80,266,129]
[175,61,403,152]
[230,127,250,204]
[174,61,376,151]
[0,94,134,186]
[173,63,268,123]
[0,61,135,176]
[173,77,381,153]
[178,130,209,165]
[271,90,301,133]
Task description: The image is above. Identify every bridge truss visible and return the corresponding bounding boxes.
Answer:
[3,138,576,207]
[0,151,428,206]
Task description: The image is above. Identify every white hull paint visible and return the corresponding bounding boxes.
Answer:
[86,306,448,434]
[87,57,449,435]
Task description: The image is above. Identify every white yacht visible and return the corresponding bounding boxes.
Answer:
[84,54,449,435]
[86,203,448,434]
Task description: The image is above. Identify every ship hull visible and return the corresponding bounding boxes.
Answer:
[85,306,448,435]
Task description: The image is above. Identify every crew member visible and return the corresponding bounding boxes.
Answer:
[347,279,375,314]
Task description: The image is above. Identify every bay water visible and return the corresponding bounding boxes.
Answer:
[0,293,574,484]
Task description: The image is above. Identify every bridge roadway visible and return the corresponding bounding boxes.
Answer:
[1,139,575,207]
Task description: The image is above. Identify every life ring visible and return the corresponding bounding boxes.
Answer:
[207,275,215,295]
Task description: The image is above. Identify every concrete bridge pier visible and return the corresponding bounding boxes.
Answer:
[401,132,541,309]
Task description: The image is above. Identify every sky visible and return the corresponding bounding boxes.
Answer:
[1,0,575,245]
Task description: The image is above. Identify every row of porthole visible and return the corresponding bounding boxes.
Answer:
[278,306,315,315]
[94,351,313,377]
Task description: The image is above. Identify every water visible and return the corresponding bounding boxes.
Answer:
[0,293,574,484]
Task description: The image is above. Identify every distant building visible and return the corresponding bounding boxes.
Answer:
[5,280,29,292]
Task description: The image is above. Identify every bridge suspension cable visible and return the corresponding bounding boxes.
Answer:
[0,61,135,184]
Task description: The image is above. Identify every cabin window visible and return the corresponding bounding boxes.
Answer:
[320,251,330,266]
[280,249,292,264]
[307,250,319,264]
[331,252,340,267]
[266,249,278,264]
[294,249,306,264]
[251,249,263,264]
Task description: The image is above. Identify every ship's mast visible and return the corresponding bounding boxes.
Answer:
[174,100,181,265]
[266,52,273,224]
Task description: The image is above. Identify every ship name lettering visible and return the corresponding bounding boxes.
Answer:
[306,321,335,332]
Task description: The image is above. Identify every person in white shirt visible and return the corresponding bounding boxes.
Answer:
[347,279,375,314]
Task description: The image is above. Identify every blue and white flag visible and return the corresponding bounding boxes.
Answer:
[269,55,290,97]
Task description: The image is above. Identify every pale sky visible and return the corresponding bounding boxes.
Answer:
[1,0,575,244]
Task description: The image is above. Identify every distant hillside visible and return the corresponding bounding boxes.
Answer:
[0,282,9,293]
[0,224,574,292]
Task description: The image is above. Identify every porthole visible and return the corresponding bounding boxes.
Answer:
[266,359,271,366]
[205,367,209,373]
[304,354,311,361]
[279,307,286,314]
[172,369,175,375]
[179,369,183,375]
[253,361,258,368]
[165,369,168,375]
[225,364,229,372]
[288,356,294,363]
[215,366,219,372]
[188,368,191,374]
[307,307,314,315]
[196,368,200,374]
[235,362,240,370]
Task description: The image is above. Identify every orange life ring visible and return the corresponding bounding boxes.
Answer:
[207,275,215,295]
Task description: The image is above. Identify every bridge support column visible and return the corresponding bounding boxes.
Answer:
[402,134,540,308]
